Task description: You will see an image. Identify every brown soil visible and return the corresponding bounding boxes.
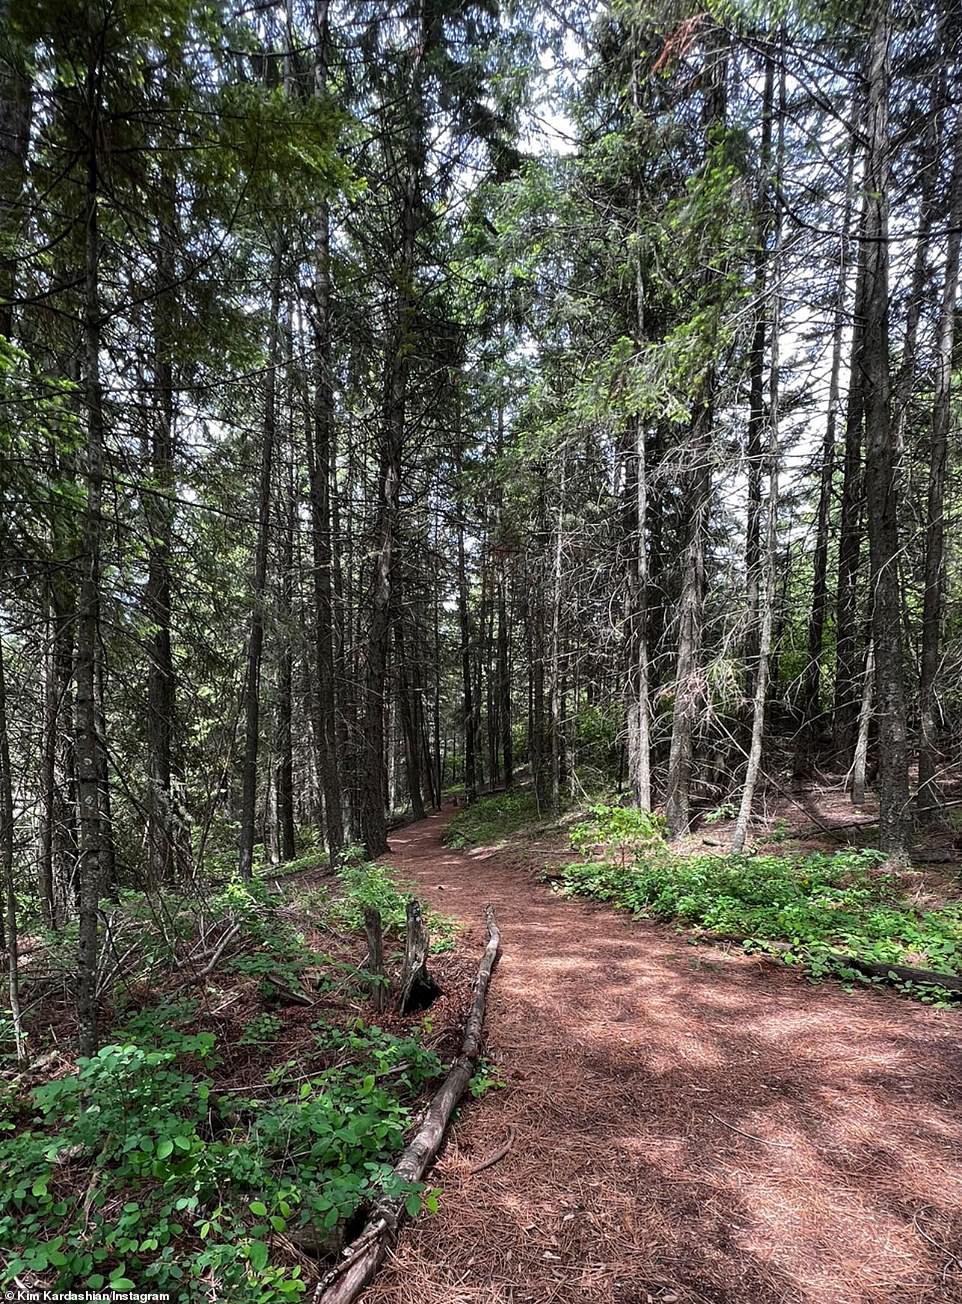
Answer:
[366,806,962,1304]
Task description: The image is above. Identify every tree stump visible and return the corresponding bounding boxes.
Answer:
[396,898,439,1014]
[363,905,387,1013]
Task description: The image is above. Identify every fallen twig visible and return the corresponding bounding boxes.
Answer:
[169,922,242,994]
[467,1124,515,1174]
[705,1111,796,1149]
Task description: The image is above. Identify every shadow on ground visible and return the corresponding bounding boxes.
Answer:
[364,809,962,1304]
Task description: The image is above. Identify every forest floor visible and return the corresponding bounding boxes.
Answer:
[366,804,962,1304]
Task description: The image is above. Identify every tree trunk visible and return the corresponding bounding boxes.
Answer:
[860,1,910,856]
[545,459,564,816]
[530,471,552,814]
[744,57,774,680]
[310,0,344,859]
[665,23,727,838]
[852,640,874,807]
[40,581,77,926]
[363,906,386,1013]
[892,65,945,453]
[144,169,179,883]
[665,405,710,837]
[358,2,426,856]
[795,113,859,776]
[0,637,24,1059]
[918,106,962,817]
[833,205,869,754]
[76,36,108,1056]
[394,566,425,820]
[276,397,296,863]
[456,445,478,805]
[396,897,438,1014]
[497,571,512,788]
[732,54,783,855]
[238,246,281,879]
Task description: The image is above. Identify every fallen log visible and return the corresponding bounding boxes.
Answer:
[806,950,962,994]
[262,973,315,1006]
[313,905,502,1304]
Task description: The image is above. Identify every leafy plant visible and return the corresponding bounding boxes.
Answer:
[444,792,542,849]
[569,803,667,866]
[326,860,455,953]
[0,1015,445,1299]
[767,817,793,844]
[227,903,330,991]
[239,1013,285,1048]
[557,845,962,999]
[469,1055,505,1098]
[703,801,736,826]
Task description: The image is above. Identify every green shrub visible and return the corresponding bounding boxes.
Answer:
[325,858,455,952]
[558,845,962,997]
[444,792,541,849]
[239,1014,285,1048]
[569,803,666,865]
[571,703,620,771]
[0,1017,443,1300]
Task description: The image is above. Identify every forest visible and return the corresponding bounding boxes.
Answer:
[1,0,961,1300]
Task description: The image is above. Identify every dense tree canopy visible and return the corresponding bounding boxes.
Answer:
[2,0,961,1033]
[3,0,962,1297]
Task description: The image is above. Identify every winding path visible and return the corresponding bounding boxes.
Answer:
[368,807,962,1304]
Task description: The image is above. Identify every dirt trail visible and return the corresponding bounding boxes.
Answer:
[367,807,962,1304]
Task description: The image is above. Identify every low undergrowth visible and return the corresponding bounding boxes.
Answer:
[0,1014,441,1300]
[558,806,962,1003]
[322,853,456,952]
[1,859,457,1299]
[444,791,549,849]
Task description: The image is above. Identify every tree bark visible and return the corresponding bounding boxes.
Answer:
[530,470,551,814]
[546,458,564,815]
[276,385,297,863]
[238,246,281,879]
[665,23,727,837]
[732,53,783,855]
[394,562,425,820]
[744,57,774,680]
[852,639,874,806]
[665,405,709,837]
[144,168,180,883]
[310,0,344,860]
[497,571,512,788]
[795,112,859,776]
[363,906,386,1013]
[456,427,478,805]
[358,1,427,856]
[918,106,962,817]
[76,29,108,1056]
[860,2,910,856]
[833,201,868,755]
[396,897,437,1015]
[40,587,77,926]
[0,637,24,1059]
